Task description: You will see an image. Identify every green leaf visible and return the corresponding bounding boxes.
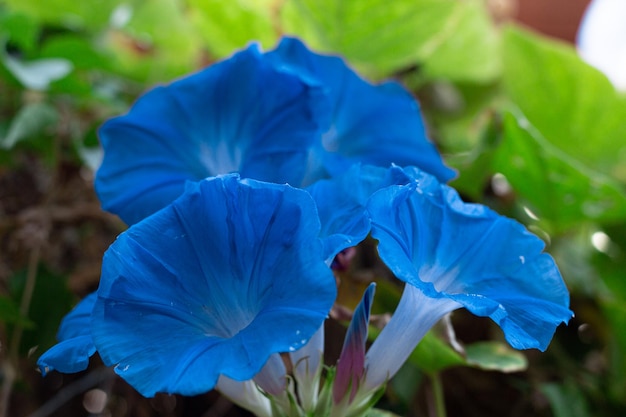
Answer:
[9,266,75,355]
[281,0,499,81]
[188,0,278,58]
[0,11,39,53]
[104,0,201,82]
[408,330,465,374]
[1,102,58,149]
[541,381,591,417]
[388,362,423,412]
[0,295,33,328]
[492,110,626,230]
[502,25,626,184]
[419,0,501,83]
[423,82,501,199]
[3,0,125,30]
[40,35,110,70]
[280,0,457,77]
[464,341,528,373]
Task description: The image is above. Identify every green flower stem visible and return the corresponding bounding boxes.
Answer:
[1,244,41,417]
[9,245,40,359]
[430,372,447,417]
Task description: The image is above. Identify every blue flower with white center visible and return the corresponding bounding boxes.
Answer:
[360,166,573,391]
[95,38,453,226]
[267,38,455,185]
[89,174,336,397]
[95,43,330,225]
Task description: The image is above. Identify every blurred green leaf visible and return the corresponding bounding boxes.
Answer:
[188,0,278,58]
[104,0,201,82]
[541,381,591,417]
[409,330,465,374]
[40,35,110,70]
[0,11,39,53]
[492,111,626,230]
[419,0,500,83]
[388,362,423,412]
[9,266,75,355]
[281,0,498,81]
[423,82,500,199]
[3,0,124,30]
[503,25,626,184]
[281,0,457,77]
[0,295,33,327]
[464,341,528,373]
[1,102,58,149]
[370,278,402,315]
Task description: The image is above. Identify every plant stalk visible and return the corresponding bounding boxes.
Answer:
[430,372,447,417]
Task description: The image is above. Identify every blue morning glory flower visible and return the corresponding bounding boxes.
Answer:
[90,174,336,397]
[95,38,453,226]
[95,43,330,225]
[267,38,455,185]
[361,166,573,391]
[306,163,414,262]
[37,292,97,375]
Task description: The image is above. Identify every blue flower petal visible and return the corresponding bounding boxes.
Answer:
[37,293,97,375]
[368,167,573,351]
[267,38,455,184]
[363,285,460,391]
[92,174,336,397]
[306,164,413,261]
[96,43,330,225]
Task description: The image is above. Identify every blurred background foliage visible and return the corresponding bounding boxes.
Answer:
[0,0,624,416]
